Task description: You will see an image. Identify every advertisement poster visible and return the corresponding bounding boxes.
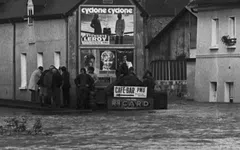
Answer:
[81,49,98,73]
[114,86,148,98]
[116,49,133,69]
[80,6,134,45]
[100,50,116,71]
[108,98,153,110]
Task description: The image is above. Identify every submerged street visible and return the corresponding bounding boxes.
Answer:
[1,98,240,149]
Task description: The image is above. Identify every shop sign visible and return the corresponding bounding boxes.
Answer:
[81,7,134,14]
[80,5,134,45]
[108,98,153,110]
[114,86,147,98]
[81,34,110,45]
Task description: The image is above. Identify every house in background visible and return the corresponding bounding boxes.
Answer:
[145,0,191,42]
[191,0,240,103]
[145,6,197,99]
[0,0,149,107]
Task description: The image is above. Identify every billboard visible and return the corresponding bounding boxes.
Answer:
[80,6,134,45]
[80,49,134,75]
[114,86,148,98]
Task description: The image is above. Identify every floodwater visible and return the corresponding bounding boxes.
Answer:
[1,99,240,149]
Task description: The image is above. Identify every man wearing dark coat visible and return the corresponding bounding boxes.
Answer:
[74,68,94,109]
[60,66,71,108]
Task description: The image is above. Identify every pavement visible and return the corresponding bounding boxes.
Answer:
[1,97,240,149]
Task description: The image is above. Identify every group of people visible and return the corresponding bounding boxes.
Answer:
[28,65,99,109]
[28,65,71,108]
[28,61,154,109]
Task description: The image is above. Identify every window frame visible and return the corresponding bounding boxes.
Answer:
[211,18,219,49]
[19,53,27,89]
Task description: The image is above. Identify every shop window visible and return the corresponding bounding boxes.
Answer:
[20,53,27,89]
[80,6,134,45]
[54,52,61,69]
[37,52,43,67]
[211,18,219,47]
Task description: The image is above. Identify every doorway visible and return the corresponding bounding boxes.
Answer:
[224,82,234,103]
[209,82,217,102]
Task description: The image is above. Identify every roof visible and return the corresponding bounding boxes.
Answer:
[190,0,240,7]
[145,0,191,16]
[0,0,27,22]
[146,7,196,48]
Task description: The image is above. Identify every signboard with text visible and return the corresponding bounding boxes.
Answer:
[114,86,148,98]
[108,98,153,110]
[81,34,110,45]
[80,6,134,45]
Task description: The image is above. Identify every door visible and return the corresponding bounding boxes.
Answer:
[224,82,234,103]
[210,82,217,102]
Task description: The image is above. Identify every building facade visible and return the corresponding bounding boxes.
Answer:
[145,7,197,99]
[192,0,239,102]
[0,0,148,107]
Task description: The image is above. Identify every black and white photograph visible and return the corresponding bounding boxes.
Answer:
[80,6,134,45]
[0,0,239,149]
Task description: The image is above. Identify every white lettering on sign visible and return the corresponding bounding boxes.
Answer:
[107,8,133,14]
[111,98,151,108]
[81,7,134,14]
[81,7,107,14]
[114,86,147,98]
[81,34,110,45]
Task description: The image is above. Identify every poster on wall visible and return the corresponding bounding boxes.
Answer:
[100,50,116,71]
[81,49,97,72]
[116,49,133,69]
[80,6,134,45]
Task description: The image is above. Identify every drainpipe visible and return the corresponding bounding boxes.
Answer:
[65,17,69,69]
[12,21,16,101]
[76,9,79,75]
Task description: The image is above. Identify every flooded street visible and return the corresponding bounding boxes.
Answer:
[1,99,240,149]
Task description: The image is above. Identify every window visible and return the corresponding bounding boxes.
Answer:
[37,52,43,67]
[225,82,234,103]
[28,8,34,25]
[229,17,236,38]
[190,15,197,49]
[27,0,34,25]
[20,53,27,88]
[211,18,219,47]
[54,52,61,69]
